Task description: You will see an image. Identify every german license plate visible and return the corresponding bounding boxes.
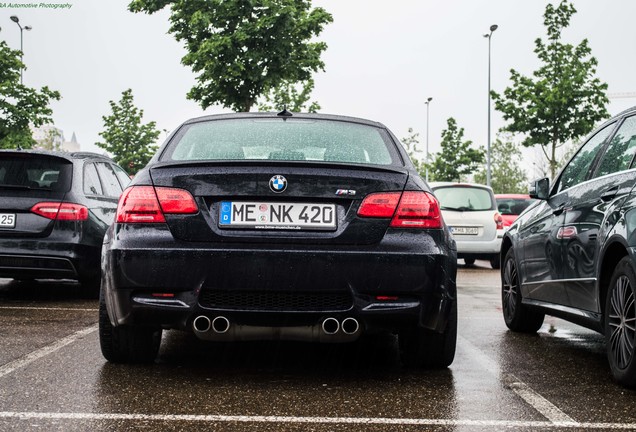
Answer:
[0,213,16,228]
[219,202,336,230]
[451,226,478,235]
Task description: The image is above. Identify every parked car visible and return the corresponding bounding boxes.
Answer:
[430,182,503,269]
[0,150,130,295]
[99,111,458,367]
[501,105,636,387]
[495,194,536,228]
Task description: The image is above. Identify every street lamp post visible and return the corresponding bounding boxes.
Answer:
[425,97,432,182]
[10,15,32,84]
[484,24,498,187]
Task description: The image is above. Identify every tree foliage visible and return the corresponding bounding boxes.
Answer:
[400,127,424,175]
[0,41,61,149]
[258,78,320,113]
[128,0,333,112]
[427,118,485,182]
[474,134,528,194]
[491,0,609,179]
[96,89,160,175]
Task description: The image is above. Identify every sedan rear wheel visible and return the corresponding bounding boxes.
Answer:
[605,257,636,388]
[502,248,544,333]
[99,289,162,364]
[399,301,457,368]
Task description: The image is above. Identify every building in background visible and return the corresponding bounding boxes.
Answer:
[32,125,80,152]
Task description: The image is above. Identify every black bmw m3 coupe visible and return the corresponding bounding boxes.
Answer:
[99,112,458,366]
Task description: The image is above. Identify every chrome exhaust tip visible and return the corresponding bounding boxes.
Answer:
[212,316,231,334]
[193,315,211,333]
[321,317,340,335]
[341,317,360,335]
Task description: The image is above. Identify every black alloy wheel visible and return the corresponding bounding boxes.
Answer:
[501,248,544,333]
[605,257,636,387]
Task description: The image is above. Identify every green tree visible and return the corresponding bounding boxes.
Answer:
[129,0,333,112]
[492,0,609,179]
[401,127,424,175]
[474,134,528,193]
[258,78,320,113]
[96,89,160,175]
[428,118,484,182]
[0,41,60,149]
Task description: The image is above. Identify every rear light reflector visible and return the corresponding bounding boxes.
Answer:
[116,186,198,223]
[357,192,401,218]
[376,296,399,301]
[152,293,175,298]
[390,191,442,229]
[31,202,89,221]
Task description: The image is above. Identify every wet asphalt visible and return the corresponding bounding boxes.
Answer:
[0,262,634,432]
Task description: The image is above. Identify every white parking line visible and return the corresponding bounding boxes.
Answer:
[0,412,635,429]
[0,325,97,379]
[0,306,97,312]
[458,335,576,424]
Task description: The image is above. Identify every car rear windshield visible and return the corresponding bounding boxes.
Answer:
[161,118,399,166]
[496,198,535,215]
[0,154,72,192]
[434,186,495,212]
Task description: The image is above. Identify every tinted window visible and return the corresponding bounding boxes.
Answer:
[163,119,396,165]
[434,186,495,211]
[557,123,614,193]
[595,116,636,178]
[112,165,131,189]
[95,162,123,197]
[84,163,103,196]
[0,154,71,192]
[496,198,535,215]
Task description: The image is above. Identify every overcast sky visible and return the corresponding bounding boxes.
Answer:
[1,0,635,178]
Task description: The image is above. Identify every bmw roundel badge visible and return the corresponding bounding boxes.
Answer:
[269,175,287,193]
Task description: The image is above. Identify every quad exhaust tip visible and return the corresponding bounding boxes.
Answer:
[321,317,340,335]
[341,317,360,335]
[212,316,230,334]
[193,315,211,333]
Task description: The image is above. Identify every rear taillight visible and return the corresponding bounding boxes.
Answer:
[357,191,442,229]
[357,192,401,217]
[390,191,442,228]
[495,212,504,230]
[31,202,89,221]
[116,186,198,223]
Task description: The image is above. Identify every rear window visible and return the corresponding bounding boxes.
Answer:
[161,118,398,166]
[434,186,495,212]
[0,154,72,192]
[496,197,535,215]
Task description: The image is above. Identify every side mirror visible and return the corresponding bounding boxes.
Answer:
[529,178,550,200]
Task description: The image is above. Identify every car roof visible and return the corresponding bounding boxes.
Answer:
[180,112,388,129]
[429,182,494,191]
[0,149,112,162]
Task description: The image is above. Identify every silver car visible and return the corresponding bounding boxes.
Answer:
[430,182,503,268]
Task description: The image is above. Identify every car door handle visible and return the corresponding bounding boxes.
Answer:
[552,204,565,216]
[601,186,619,202]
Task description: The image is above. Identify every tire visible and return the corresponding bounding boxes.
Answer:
[501,248,544,332]
[605,257,636,388]
[463,258,475,266]
[99,289,162,363]
[490,254,501,270]
[399,301,457,368]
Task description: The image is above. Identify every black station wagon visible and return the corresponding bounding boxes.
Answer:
[501,105,636,387]
[0,150,130,295]
[99,112,458,367]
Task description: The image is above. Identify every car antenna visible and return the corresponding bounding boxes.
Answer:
[277,105,293,118]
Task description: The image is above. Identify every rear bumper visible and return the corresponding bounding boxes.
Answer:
[454,236,502,255]
[103,224,457,338]
[0,240,100,281]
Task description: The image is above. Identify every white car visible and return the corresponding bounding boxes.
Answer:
[430,182,503,269]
